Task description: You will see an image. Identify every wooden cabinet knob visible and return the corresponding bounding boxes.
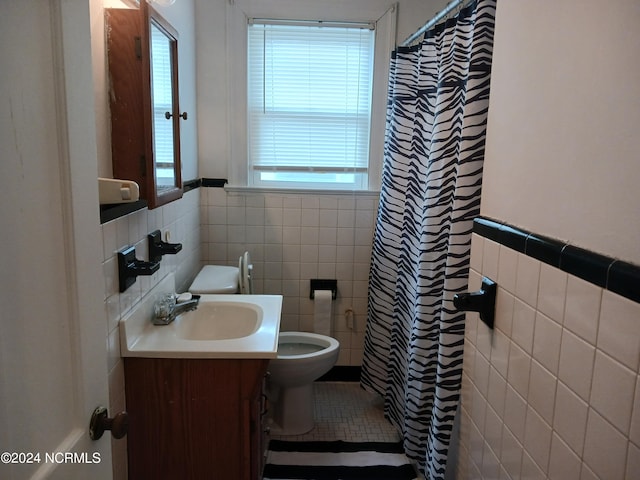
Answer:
[164,111,188,120]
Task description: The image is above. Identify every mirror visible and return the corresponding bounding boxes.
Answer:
[106,4,183,210]
[146,9,182,205]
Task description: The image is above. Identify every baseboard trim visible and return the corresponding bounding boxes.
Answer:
[318,366,362,382]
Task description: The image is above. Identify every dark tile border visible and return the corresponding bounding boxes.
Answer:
[183,178,201,193]
[100,199,147,224]
[201,178,228,188]
[100,178,203,224]
[473,216,640,304]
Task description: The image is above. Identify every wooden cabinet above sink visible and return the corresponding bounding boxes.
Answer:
[106,3,183,209]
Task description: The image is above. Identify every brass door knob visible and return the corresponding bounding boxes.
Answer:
[89,406,128,440]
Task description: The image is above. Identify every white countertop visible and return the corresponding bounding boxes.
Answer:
[119,274,282,359]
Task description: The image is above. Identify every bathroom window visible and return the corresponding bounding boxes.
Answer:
[247,20,375,190]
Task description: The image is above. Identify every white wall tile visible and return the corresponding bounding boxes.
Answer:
[512,298,535,354]
[547,434,580,480]
[527,359,556,425]
[630,376,640,445]
[487,366,507,417]
[532,312,562,375]
[589,351,636,434]
[627,441,640,480]
[583,409,627,480]
[520,451,545,480]
[484,405,503,460]
[468,418,484,470]
[471,384,488,435]
[553,381,588,455]
[523,406,552,474]
[580,464,599,480]
[536,263,567,324]
[494,288,514,337]
[199,190,379,366]
[508,343,531,399]
[474,349,491,399]
[515,253,540,308]
[504,384,527,442]
[557,329,595,402]
[461,239,640,480]
[470,233,484,273]
[337,209,355,227]
[490,328,511,379]
[499,424,523,479]
[598,290,640,372]
[497,245,518,295]
[476,320,493,361]
[481,440,500,479]
[482,238,500,282]
[102,220,117,261]
[318,209,338,228]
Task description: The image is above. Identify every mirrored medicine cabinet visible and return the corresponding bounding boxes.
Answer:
[106,2,184,209]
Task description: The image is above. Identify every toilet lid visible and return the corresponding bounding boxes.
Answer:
[239,251,253,294]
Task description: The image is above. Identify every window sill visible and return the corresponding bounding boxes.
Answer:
[223,185,380,196]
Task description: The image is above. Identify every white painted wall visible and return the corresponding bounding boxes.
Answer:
[481,0,640,264]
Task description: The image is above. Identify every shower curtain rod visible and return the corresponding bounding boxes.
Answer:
[400,0,468,46]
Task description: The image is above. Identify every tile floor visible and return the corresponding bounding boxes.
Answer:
[269,381,401,443]
[267,381,425,479]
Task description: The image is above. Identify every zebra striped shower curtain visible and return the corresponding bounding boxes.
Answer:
[361,1,496,478]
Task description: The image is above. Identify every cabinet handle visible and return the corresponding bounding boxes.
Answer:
[164,111,188,120]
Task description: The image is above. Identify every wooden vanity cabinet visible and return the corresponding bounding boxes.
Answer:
[124,358,269,480]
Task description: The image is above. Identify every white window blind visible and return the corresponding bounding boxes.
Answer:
[247,21,375,189]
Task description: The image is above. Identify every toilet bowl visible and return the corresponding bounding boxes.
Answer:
[188,252,340,435]
[268,332,340,435]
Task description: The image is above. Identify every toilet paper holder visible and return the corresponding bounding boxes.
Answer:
[310,279,337,300]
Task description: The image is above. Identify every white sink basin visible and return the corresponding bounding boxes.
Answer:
[120,274,282,359]
[175,302,261,341]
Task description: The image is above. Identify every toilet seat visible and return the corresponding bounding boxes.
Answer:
[276,332,338,359]
[238,251,253,294]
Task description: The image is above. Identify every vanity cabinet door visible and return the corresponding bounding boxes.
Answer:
[124,358,268,480]
[106,5,183,209]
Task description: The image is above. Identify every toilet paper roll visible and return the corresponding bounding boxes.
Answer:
[313,290,333,336]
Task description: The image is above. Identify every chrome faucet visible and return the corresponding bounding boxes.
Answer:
[152,293,200,325]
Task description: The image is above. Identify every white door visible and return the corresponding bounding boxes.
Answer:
[1,1,113,478]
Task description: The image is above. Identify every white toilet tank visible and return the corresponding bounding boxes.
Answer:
[189,265,240,294]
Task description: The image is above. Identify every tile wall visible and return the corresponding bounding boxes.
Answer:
[100,189,201,480]
[456,233,640,479]
[200,187,379,366]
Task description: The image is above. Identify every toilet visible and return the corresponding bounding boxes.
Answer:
[268,332,339,435]
[188,252,340,435]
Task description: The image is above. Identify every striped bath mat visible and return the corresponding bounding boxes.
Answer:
[263,440,417,480]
